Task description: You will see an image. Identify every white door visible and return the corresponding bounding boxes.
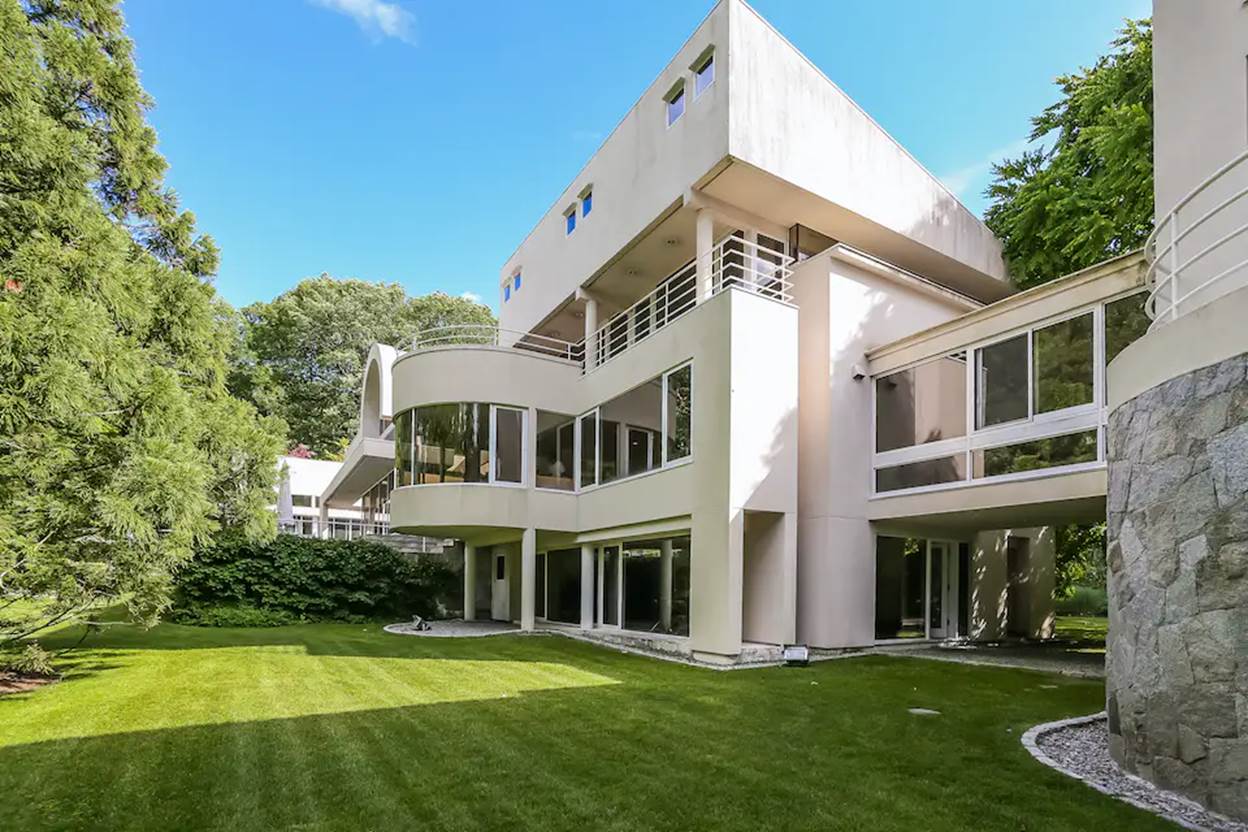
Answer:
[491,553,509,621]
[928,542,958,639]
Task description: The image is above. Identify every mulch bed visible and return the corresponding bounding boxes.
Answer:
[0,671,58,696]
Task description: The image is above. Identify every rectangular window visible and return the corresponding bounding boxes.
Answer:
[395,410,413,486]
[513,272,521,292]
[1033,313,1094,415]
[875,353,967,452]
[600,419,620,483]
[975,334,1029,428]
[545,549,582,624]
[694,52,714,98]
[628,426,658,475]
[492,406,524,484]
[623,536,690,636]
[581,190,592,217]
[565,207,576,235]
[601,545,620,626]
[535,411,575,491]
[600,378,663,483]
[874,455,967,493]
[292,494,314,508]
[874,537,927,640]
[504,284,511,302]
[664,364,692,463]
[1105,291,1150,365]
[665,84,685,126]
[973,430,1098,478]
[579,411,598,488]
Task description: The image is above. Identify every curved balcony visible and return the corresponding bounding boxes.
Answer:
[409,324,585,364]
[1146,148,1248,327]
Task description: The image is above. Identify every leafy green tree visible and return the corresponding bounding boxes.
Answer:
[235,276,494,457]
[985,18,1153,289]
[0,0,284,666]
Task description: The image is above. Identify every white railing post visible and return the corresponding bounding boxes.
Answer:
[1168,208,1179,322]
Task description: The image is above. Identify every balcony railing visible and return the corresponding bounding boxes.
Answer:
[408,325,584,364]
[1146,148,1248,328]
[588,233,794,370]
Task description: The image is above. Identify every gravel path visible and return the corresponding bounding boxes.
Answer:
[383,619,520,638]
[886,641,1106,677]
[1024,714,1247,832]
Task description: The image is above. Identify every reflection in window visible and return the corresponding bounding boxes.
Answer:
[875,455,967,493]
[665,84,685,126]
[1105,292,1150,365]
[601,545,619,626]
[545,549,581,624]
[976,334,1029,428]
[665,364,692,462]
[397,403,525,486]
[694,51,714,97]
[875,536,926,639]
[600,419,620,483]
[623,536,691,636]
[493,407,524,483]
[535,412,575,491]
[875,353,967,452]
[395,410,413,486]
[974,430,1098,478]
[1033,313,1093,414]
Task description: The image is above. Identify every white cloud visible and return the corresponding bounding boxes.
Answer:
[460,291,482,304]
[311,0,415,44]
[939,137,1035,200]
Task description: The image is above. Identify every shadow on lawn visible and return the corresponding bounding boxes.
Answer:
[0,660,1171,832]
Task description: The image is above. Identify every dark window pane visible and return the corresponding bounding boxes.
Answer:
[874,536,926,639]
[603,546,619,626]
[976,334,1029,427]
[1033,313,1093,414]
[600,378,663,481]
[579,413,597,487]
[535,553,546,619]
[875,354,966,452]
[1105,292,1150,365]
[494,407,523,483]
[536,412,575,491]
[875,455,966,493]
[395,410,413,486]
[622,536,690,636]
[666,365,692,462]
[545,549,581,624]
[974,430,1099,478]
[600,420,620,483]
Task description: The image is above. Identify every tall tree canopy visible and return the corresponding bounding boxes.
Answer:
[0,0,283,662]
[231,277,493,457]
[984,18,1153,289]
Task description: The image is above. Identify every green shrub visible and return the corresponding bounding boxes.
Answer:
[172,534,457,626]
[0,643,55,676]
[1054,585,1108,616]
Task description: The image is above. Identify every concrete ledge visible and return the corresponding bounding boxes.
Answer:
[1109,283,1248,412]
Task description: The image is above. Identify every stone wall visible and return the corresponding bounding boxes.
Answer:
[1106,353,1248,820]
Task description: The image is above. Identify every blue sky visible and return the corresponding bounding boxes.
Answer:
[124,0,1149,310]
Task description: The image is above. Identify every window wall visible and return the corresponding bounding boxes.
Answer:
[871,291,1148,495]
[874,537,926,639]
[394,403,525,486]
[592,535,691,637]
[535,411,575,491]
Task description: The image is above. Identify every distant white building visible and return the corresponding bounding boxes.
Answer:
[276,456,379,539]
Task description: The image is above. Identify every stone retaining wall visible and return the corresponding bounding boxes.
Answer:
[1106,352,1248,820]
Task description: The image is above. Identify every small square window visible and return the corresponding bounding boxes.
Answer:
[565,207,577,235]
[665,85,685,126]
[504,284,511,302]
[582,191,592,217]
[513,272,521,291]
[694,52,714,97]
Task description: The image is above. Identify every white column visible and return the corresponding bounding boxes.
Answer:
[520,528,536,631]
[583,294,599,370]
[659,539,674,632]
[580,544,595,630]
[463,543,477,621]
[744,228,759,289]
[695,207,715,300]
[318,503,329,539]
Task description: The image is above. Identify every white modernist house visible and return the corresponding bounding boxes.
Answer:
[276,455,385,539]
[325,0,1155,664]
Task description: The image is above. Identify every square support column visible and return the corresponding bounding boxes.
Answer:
[580,544,595,629]
[463,543,477,621]
[520,528,536,631]
[695,207,715,300]
[659,540,674,632]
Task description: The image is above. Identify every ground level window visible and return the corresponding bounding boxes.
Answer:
[545,549,581,624]
[874,537,926,640]
[622,536,691,636]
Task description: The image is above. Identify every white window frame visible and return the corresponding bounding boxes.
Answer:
[692,48,715,99]
[574,408,599,491]
[579,185,593,218]
[664,81,685,127]
[489,404,527,488]
[661,361,693,466]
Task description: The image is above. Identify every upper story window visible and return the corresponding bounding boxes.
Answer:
[580,187,593,217]
[504,283,511,302]
[394,403,526,487]
[693,49,715,98]
[512,271,521,292]
[665,82,685,126]
[565,205,577,235]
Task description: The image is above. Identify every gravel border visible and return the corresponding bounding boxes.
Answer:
[383,620,521,638]
[1022,713,1247,832]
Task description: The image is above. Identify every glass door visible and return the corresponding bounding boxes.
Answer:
[927,541,959,639]
[596,545,621,628]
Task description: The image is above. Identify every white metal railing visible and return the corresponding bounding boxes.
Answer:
[408,324,584,363]
[1146,148,1248,328]
[588,234,794,370]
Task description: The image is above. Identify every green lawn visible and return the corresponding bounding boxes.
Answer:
[0,622,1170,832]
[1055,615,1109,649]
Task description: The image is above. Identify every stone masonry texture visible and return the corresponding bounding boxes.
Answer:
[1107,353,1248,821]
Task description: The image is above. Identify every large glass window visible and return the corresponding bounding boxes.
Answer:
[875,353,967,452]
[579,411,597,488]
[622,536,691,636]
[874,536,927,640]
[1033,313,1093,414]
[875,455,967,493]
[600,545,619,626]
[600,378,663,483]
[545,549,581,624]
[974,430,1098,478]
[664,364,692,463]
[535,412,575,491]
[1105,291,1150,365]
[975,334,1029,428]
[399,403,526,486]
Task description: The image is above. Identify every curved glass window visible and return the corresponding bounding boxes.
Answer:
[394,403,524,486]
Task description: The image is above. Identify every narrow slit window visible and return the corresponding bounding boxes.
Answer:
[665,83,685,126]
[693,51,714,97]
